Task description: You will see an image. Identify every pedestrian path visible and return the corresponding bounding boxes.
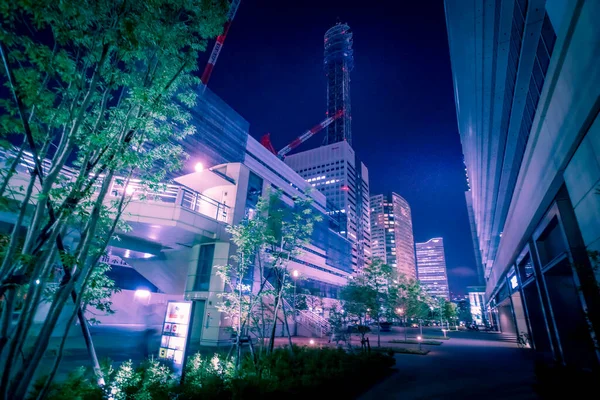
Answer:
[360,330,539,400]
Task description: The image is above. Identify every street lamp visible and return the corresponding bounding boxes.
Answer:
[292,270,299,336]
[396,308,407,341]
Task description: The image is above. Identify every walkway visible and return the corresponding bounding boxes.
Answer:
[360,328,539,400]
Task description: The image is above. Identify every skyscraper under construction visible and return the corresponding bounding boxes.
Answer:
[323,23,354,146]
[285,22,371,270]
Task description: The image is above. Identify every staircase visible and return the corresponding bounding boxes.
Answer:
[264,281,330,337]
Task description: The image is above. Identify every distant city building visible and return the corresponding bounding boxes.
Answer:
[416,238,450,299]
[467,286,486,326]
[323,22,353,146]
[370,193,416,280]
[285,141,371,270]
[446,0,600,368]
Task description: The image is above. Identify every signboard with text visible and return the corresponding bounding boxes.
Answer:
[158,301,192,367]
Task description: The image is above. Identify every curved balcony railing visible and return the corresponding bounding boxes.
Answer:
[1,149,231,224]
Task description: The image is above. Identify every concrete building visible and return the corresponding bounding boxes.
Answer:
[445,0,600,368]
[1,86,352,348]
[416,238,450,299]
[370,193,417,279]
[285,141,371,270]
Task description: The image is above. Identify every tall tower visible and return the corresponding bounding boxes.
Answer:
[416,238,450,299]
[324,23,354,146]
[370,193,417,280]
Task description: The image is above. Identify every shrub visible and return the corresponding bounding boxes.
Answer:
[33,347,395,400]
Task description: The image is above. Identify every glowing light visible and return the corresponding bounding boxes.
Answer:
[124,249,131,258]
[292,270,299,278]
[35,279,40,285]
[417,336,422,341]
[195,162,204,172]
[396,308,403,314]
[309,339,315,345]
[135,289,151,299]
[125,185,135,195]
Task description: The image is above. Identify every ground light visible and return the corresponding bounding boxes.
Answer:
[417,335,422,351]
[442,329,447,338]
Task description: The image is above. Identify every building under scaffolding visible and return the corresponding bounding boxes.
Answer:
[323,23,354,146]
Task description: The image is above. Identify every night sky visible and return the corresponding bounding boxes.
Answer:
[204,0,478,295]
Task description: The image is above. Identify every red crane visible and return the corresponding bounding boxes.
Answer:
[200,0,242,86]
[261,110,344,159]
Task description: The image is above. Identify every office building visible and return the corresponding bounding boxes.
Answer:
[285,141,371,270]
[446,0,600,368]
[370,193,417,279]
[467,286,486,326]
[416,238,450,299]
[1,86,353,346]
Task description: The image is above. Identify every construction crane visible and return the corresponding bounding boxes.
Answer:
[200,0,242,86]
[260,110,344,159]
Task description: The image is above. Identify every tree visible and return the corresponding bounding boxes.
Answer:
[0,0,228,397]
[340,259,398,348]
[396,278,433,324]
[216,189,322,365]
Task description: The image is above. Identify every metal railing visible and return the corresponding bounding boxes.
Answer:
[264,280,330,337]
[2,149,232,224]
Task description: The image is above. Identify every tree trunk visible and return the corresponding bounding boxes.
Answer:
[281,300,294,349]
[377,315,381,347]
[268,293,281,354]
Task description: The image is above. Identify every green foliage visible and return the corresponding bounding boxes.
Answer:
[37,348,395,400]
[28,367,104,400]
[0,0,228,395]
[215,189,322,354]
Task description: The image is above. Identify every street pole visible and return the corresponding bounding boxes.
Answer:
[293,278,297,336]
[292,270,299,337]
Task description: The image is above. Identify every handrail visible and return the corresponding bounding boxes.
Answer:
[1,149,232,224]
[264,280,330,335]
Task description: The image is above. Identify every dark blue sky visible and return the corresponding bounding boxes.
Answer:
[204,0,479,295]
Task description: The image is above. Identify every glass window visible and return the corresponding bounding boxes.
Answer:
[193,244,215,291]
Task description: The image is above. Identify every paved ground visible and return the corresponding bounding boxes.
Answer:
[360,327,539,400]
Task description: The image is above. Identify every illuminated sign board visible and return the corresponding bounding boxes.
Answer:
[158,301,192,367]
[509,275,518,290]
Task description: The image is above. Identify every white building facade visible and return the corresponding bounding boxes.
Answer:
[284,141,371,270]
[370,193,417,280]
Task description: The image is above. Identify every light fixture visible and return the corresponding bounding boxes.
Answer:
[309,339,315,345]
[125,185,135,195]
[195,162,204,172]
[35,279,40,285]
[134,289,151,299]
[292,270,299,278]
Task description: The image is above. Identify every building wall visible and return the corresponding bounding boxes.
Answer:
[416,238,450,299]
[445,0,600,367]
[285,141,371,270]
[370,193,416,279]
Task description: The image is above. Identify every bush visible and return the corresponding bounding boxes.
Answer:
[33,347,395,400]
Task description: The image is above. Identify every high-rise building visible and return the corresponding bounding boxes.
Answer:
[416,238,449,299]
[370,193,417,280]
[285,23,370,270]
[323,23,353,146]
[285,141,371,270]
[467,286,486,326]
[445,0,600,368]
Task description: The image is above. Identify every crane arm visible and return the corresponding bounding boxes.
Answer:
[276,110,344,158]
[200,0,242,86]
